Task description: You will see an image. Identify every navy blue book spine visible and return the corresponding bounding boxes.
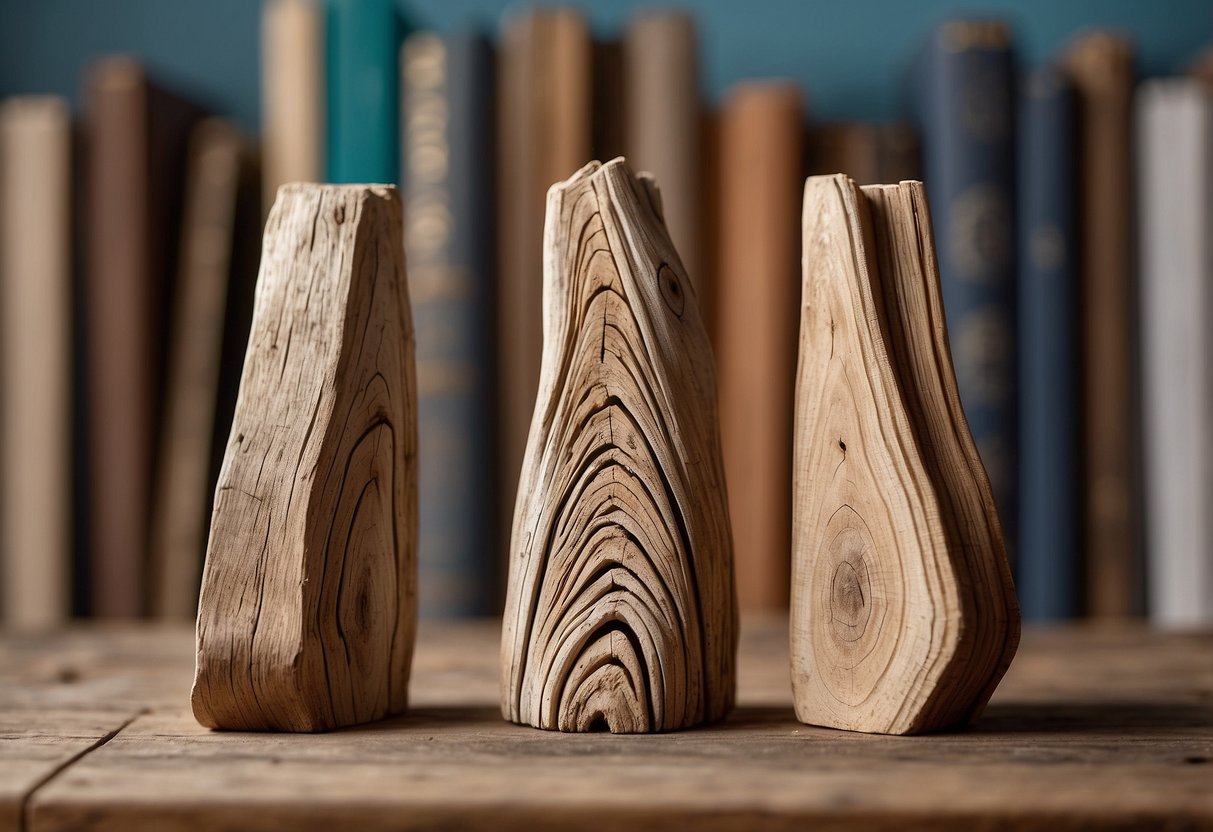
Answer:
[1016,68,1078,619]
[911,21,1019,553]
[401,32,497,617]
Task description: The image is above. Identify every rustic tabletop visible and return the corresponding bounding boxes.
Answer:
[2,618,1211,831]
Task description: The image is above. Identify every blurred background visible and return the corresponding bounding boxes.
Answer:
[0,0,1210,630]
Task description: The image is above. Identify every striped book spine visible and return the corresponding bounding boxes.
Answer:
[402,33,497,616]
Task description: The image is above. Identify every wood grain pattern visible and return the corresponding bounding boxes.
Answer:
[501,159,736,733]
[192,184,417,732]
[3,622,1210,832]
[791,175,1019,734]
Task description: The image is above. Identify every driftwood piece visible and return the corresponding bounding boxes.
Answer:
[791,175,1019,734]
[192,184,417,732]
[501,158,736,733]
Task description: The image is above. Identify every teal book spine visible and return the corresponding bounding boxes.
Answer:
[327,0,399,183]
[401,32,497,616]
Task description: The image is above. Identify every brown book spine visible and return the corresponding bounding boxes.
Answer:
[1062,33,1142,617]
[715,82,806,611]
[496,8,591,565]
[84,57,202,617]
[149,119,256,619]
[624,11,703,296]
[810,121,921,186]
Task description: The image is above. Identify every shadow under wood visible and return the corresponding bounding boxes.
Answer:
[337,705,802,735]
[975,701,1213,734]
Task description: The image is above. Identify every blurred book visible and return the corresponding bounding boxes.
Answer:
[1062,32,1142,618]
[624,10,704,302]
[0,96,73,629]
[1016,67,1080,620]
[148,118,260,620]
[496,7,591,566]
[83,56,205,618]
[808,121,920,184]
[261,0,324,208]
[910,20,1018,558]
[715,81,804,611]
[1137,78,1213,628]
[401,31,498,616]
[591,37,625,161]
[326,0,399,183]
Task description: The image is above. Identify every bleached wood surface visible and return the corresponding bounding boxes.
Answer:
[501,159,736,733]
[192,183,417,732]
[791,176,1019,734]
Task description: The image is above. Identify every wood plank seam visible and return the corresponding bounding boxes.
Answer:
[19,711,142,832]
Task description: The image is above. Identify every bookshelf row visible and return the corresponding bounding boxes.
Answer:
[1,0,1211,629]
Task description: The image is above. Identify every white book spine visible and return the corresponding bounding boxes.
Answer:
[1138,79,1213,628]
[0,97,72,628]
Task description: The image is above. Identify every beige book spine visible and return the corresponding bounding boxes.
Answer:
[0,96,72,628]
[262,0,324,206]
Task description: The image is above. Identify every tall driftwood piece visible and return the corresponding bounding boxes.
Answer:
[502,158,736,733]
[791,175,1019,735]
[193,184,417,732]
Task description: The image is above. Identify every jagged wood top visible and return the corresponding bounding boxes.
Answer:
[192,184,417,732]
[791,175,1018,735]
[501,158,736,733]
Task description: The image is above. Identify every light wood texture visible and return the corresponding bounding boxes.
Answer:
[192,184,417,732]
[715,82,805,611]
[0,96,72,629]
[149,118,256,620]
[1062,33,1141,618]
[501,159,736,733]
[261,0,324,210]
[497,7,593,576]
[1,621,1210,831]
[1137,80,1213,628]
[791,176,1019,734]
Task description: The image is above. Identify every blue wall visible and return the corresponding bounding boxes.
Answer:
[1,0,1210,132]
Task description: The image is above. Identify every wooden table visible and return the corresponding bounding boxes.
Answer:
[2,619,1211,831]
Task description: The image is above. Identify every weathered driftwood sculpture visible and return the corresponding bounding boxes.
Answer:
[791,175,1019,734]
[193,184,417,732]
[501,158,737,733]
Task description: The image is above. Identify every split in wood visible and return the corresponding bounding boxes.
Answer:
[192,183,417,732]
[501,158,737,733]
[791,175,1020,735]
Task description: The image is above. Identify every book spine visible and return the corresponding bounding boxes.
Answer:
[0,97,72,628]
[148,118,248,620]
[1016,68,1079,620]
[715,82,805,611]
[496,8,591,571]
[402,32,497,616]
[85,59,153,618]
[1138,79,1213,628]
[913,21,1018,554]
[624,10,703,293]
[1062,33,1141,617]
[261,0,324,210]
[85,59,202,618]
[327,0,398,183]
